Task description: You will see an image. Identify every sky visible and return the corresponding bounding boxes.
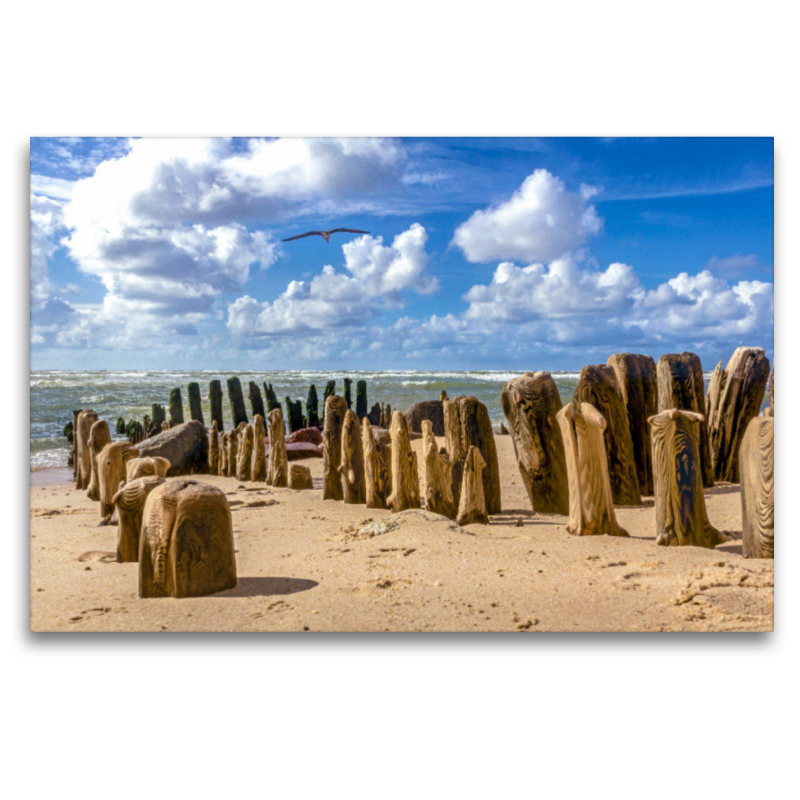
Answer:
[29,136,774,372]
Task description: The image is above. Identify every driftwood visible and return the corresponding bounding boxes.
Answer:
[607,353,657,496]
[356,380,368,419]
[306,385,320,428]
[267,408,288,488]
[362,417,392,509]
[657,352,714,487]
[97,441,139,522]
[740,416,774,558]
[75,410,98,490]
[236,423,253,482]
[227,377,248,426]
[86,419,111,502]
[187,382,204,424]
[456,446,489,526]
[650,409,726,548]
[248,381,265,420]
[501,372,568,514]
[322,395,348,500]
[168,388,185,425]
[340,409,366,503]
[706,347,771,483]
[387,411,420,512]
[422,420,458,519]
[251,414,266,482]
[139,479,237,598]
[574,365,641,506]
[126,456,170,482]
[209,420,219,475]
[112,476,165,562]
[289,464,314,490]
[556,402,628,537]
[209,380,224,431]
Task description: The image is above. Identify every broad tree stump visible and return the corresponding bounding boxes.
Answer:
[169,388,185,425]
[227,377,248,426]
[574,365,641,506]
[289,464,314,490]
[362,417,392,509]
[97,441,139,522]
[225,428,238,478]
[706,346,771,483]
[267,408,288,487]
[422,419,458,519]
[456,446,489,526]
[501,372,568,514]
[307,385,321,428]
[340,409,366,503]
[75,409,99,490]
[387,411,420,512]
[251,414,267,482]
[740,416,774,558]
[657,352,714,487]
[356,380,368,419]
[86,419,111,502]
[556,402,628,537]
[126,456,170,481]
[649,409,726,548]
[285,397,305,433]
[236,423,253,481]
[139,479,237,598]
[209,420,220,475]
[209,380,224,431]
[607,353,657,496]
[322,395,348,500]
[248,381,265,420]
[112,476,165,562]
[187,382,204,424]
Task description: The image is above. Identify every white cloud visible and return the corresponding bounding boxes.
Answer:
[30,193,65,301]
[30,174,75,201]
[227,224,437,337]
[452,169,603,263]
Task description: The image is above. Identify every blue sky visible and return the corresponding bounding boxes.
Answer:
[29,137,773,371]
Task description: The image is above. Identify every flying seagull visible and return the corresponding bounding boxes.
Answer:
[282,227,370,244]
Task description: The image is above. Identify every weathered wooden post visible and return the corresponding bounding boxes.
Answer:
[344,378,353,409]
[387,411,420,512]
[363,417,392,509]
[227,377,248,426]
[226,428,238,478]
[263,382,281,413]
[75,409,98,490]
[186,382,204,424]
[306,384,321,428]
[356,380,368,420]
[251,413,267,482]
[112,476,165,563]
[116,417,125,434]
[151,402,166,430]
[209,420,220,475]
[453,396,501,514]
[289,464,314,490]
[169,388,185,426]
[650,409,726,548]
[209,380,224,431]
[367,403,381,426]
[456,446,489,526]
[236,423,253,482]
[574,365,641,506]
[607,352,657,496]
[285,397,304,433]
[267,408,288,487]
[86,419,111,502]
[422,419,458,519]
[322,395,348,500]
[740,416,774,558]
[219,432,228,476]
[249,381,265,420]
[340,409,366,503]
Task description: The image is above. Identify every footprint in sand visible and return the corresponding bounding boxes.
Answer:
[77,551,117,563]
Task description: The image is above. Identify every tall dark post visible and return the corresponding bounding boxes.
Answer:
[344,378,353,409]
[323,380,336,423]
[169,388,185,425]
[356,380,367,419]
[227,377,248,426]
[249,381,265,420]
[285,397,304,433]
[187,382,204,424]
[209,380,224,431]
[306,384,320,428]
[116,417,126,434]
[264,382,281,413]
[152,403,166,428]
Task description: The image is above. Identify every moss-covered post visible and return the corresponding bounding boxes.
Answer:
[322,380,336,423]
[307,384,320,428]
[187,382,204,425]
[209,380,224,431]
[152,403,166,429]
[356,379,368,420]
[169,388,185,425]
[249,381,265,420]
[263,382,281,413]
[116,417,125,434]
[227,377,248,426]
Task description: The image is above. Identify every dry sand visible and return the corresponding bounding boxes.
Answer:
[29,435,774,632]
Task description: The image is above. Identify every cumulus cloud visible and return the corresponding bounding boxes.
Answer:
[452,169,603,263]
[227,224,437,337]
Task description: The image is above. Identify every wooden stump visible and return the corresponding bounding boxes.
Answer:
[219,432,228,476]
[706,347,771,483]
[556,402,628,537]
[75,410,99,490]
[740,416,774,558]
[97,441,139,522]
[126,456,170,481]
[356,380,368,419]
[236,423,253,481]
[657,352,714,487]
[169,388,185,425]
[306,385,321,428]
[574,365,641,506]
[422,419,458,519]
[501,372,568,514]
[607,353,657,496]
[116,417,125,434]
[344,377,353,409]
[387,411,420,512]
[289,464,314,490]
[112,476,165,562]
[340,409,366,504]
[456,446,489,526]
[86,419,111,502]
[227,377,248,426]
[322,395,348,500]
[285,397,304,433]
[267,408,288,488]
[649,409,726,548]
[71,410,80,478]
[263,382,281,413]
[251,414,266,482]
[362,417,392,509]
[187,382,204,424]
[367,403,381,426]
[209,420,219,475]
[151,402,166,430]
[225,428,238,478]
[139,479,237,598]
[208,380,224,431]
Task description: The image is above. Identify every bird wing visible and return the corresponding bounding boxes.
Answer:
[282,231,324,242]
[327,228,370,236]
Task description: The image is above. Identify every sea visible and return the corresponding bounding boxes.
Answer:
[30,368,747,470]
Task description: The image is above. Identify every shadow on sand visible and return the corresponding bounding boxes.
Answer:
[215,577,319,598]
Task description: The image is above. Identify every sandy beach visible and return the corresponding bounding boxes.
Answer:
[29,434,773,632]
